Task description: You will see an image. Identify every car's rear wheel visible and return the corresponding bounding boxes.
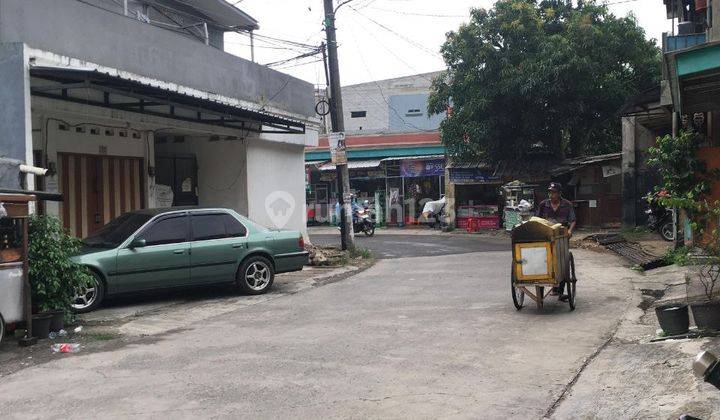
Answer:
[71,270,105,313]
[238,256,275,295]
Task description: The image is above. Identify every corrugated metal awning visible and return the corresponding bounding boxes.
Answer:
[29,66,304,134]
[305,160,327,166]
[318,159,382,171]
[381,154,445,162]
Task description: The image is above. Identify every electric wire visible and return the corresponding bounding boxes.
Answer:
[366,7,468,18]
[345,17,437,133]
[348,5,443,58]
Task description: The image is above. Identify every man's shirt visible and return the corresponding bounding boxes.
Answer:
[535,198,576,227]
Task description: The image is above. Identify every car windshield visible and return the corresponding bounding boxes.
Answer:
[83,213,152,248]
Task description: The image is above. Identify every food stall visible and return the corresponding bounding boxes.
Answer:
[456,205,501,231]
[502,181,538,231]
[0,194,34,345]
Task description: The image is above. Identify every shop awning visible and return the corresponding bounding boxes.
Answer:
[318,159,382,171]
[665,41,720,113]
[305,160,327,167]
[549,153,621,176]
[29,66,305,134]
[381,154,445,162]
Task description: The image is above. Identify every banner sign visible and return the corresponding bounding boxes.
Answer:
[401,159,445,178]
[448,168,500,184]
[328,132,347,165]
[602,165,621,178]
[350,169,385,179]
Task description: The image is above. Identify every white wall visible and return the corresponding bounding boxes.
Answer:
[30,96,318,238]
[341,71,441,133]
[154,136,249,215]
[246,137,308,237]
[30,110,154,218]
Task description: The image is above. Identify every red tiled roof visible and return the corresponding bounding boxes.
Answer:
[308,131,441,151]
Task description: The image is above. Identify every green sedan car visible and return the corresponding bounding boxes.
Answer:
[70,207,308,313]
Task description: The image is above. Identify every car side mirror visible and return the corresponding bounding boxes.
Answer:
[129,238,147,249]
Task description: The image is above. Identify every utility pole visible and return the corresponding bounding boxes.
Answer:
[323,0,355,250]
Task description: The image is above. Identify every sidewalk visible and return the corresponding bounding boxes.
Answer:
[550,262,720,418]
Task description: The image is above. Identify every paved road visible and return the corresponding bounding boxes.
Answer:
[0,248,634,419]
[310,232,508,259]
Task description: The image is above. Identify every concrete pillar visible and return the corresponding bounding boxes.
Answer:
[621,116,637,227]
[711,0,720,42]
[0,43,33,190]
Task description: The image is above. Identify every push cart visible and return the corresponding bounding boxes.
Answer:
[510,218,577,310]
[0,194,34,345]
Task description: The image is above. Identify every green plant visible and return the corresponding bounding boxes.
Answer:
[82,330,121,341]
[648,130,720,242]
[647,131,718,209]
[663,246,693,266]
[350,247,373,260]
[28,216,92,316]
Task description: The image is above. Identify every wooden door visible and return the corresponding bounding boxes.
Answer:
[57,153,145,237]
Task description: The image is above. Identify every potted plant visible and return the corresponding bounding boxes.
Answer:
[648,130,720,332]
[689,251,720,331]
[28,216,92,338]
[655,303,690,336]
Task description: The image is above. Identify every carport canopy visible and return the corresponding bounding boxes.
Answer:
[29,66,305,134]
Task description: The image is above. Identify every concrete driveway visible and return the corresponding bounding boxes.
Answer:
[0,248,634,419]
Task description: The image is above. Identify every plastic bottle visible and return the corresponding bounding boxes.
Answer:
[50,343,80,353]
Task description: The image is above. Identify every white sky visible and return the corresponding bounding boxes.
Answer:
[225,0,671,87]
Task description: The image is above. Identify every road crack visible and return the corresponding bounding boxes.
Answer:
[542,297,630,419]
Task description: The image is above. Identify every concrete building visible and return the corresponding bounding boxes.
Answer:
[306,72,446,226]
[317,72,444,135]
[0,0,318,237]
[621,0,720,230]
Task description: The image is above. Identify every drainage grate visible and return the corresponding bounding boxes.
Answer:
[589,234,668,270]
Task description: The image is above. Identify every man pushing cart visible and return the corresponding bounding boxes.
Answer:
[510,182,578,311]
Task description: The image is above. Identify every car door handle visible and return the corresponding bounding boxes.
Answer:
[173,249,186,254]
[232,243,245,249]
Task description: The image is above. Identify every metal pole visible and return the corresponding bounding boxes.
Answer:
[22,217,32,339]
[672,111,683,249]
[203,22,210,46]
[123,0,129,16]
[323,0,354,250]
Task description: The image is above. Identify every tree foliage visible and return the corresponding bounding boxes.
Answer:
[428,0,661,162]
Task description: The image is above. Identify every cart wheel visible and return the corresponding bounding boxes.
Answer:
[511,261,524,310]
[536,286,544,309]
[568,252,577,311]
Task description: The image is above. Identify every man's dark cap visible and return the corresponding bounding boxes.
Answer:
[548,182,562,192]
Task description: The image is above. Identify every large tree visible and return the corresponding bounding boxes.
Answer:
[428,0,661,162]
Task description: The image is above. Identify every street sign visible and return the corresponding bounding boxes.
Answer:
[329,132,347,165]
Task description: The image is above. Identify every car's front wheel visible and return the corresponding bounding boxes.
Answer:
[237,256,275,295]
[71,270,105,313]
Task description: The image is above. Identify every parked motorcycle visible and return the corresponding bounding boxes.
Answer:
[353,206,376,237]
[422,196,447,229]
[645,192,675,242]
